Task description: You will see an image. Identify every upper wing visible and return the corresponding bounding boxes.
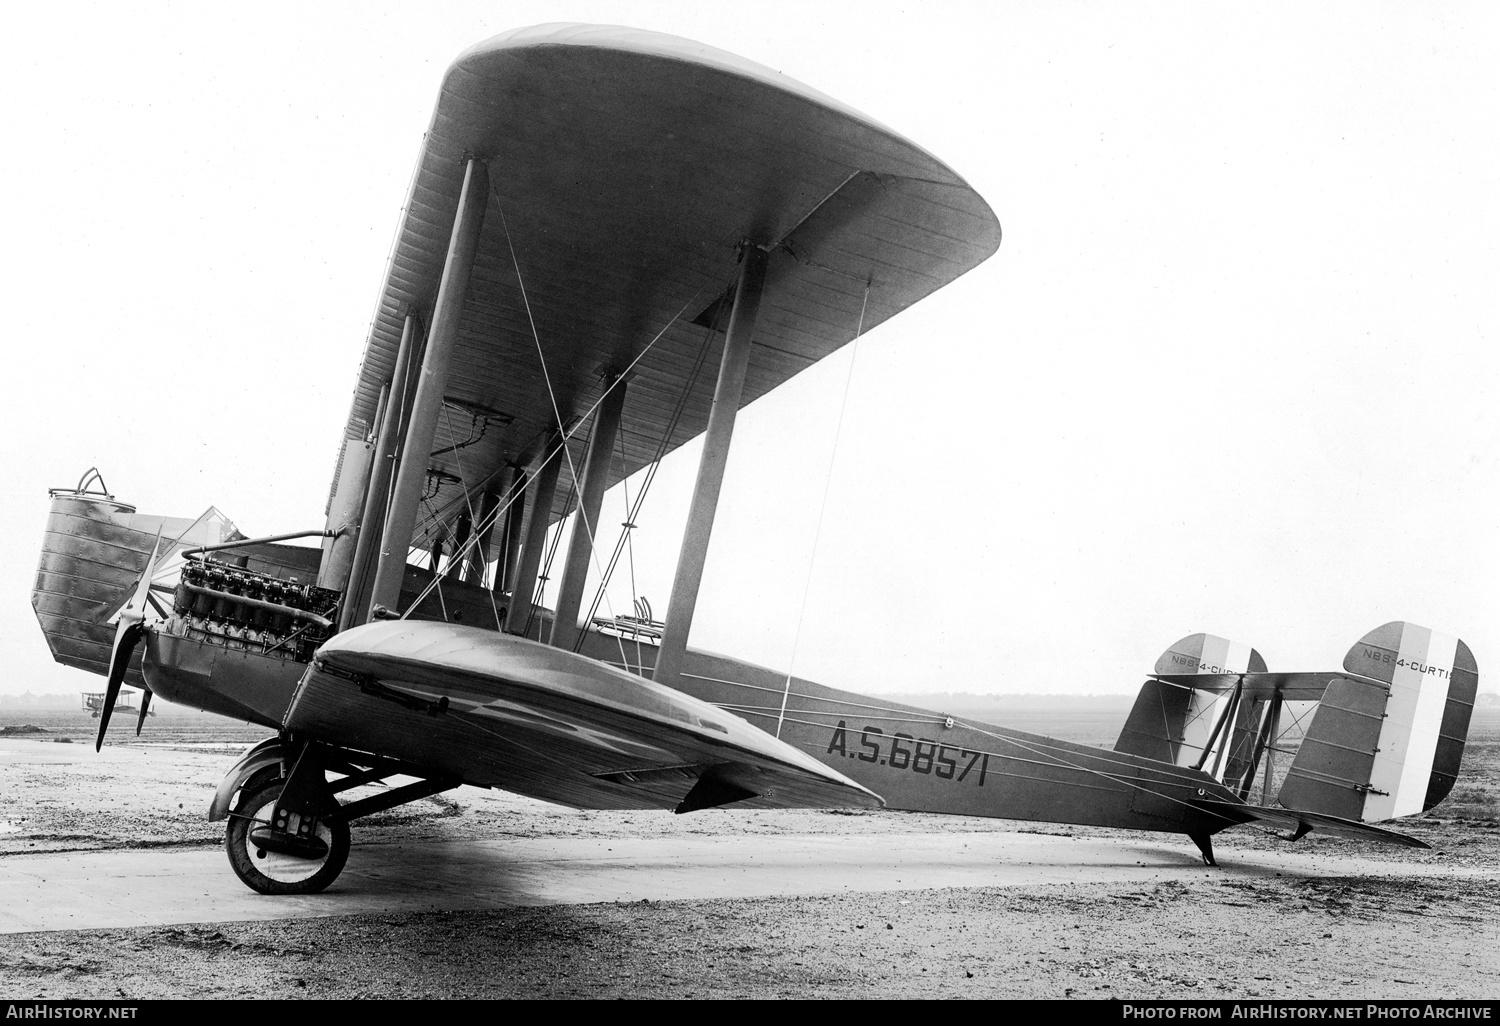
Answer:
[336,24,1002,544]
[286,620,883,813]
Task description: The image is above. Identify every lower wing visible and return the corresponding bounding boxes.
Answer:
[285,620,883,814]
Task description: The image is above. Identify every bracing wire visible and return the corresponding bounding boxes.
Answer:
[573,318,719,655]
[441,403,506,633]
[619,432,645,673]
[496,204,590,544]
[449,192,708,651]
[492,198,624,645]
[699,664,1257,829]
[775,281,871,738]
[524,474,575,638]
[395,246,702,624]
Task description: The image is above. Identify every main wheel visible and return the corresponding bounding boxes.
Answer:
[225,777,350,895]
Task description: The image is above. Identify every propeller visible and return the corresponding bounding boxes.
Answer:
[96,530,162,751]
[96,622,145,751]
[135,688,153,735]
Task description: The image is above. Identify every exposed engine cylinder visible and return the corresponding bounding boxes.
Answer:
[171,558,339,662]
[35,474,340,689]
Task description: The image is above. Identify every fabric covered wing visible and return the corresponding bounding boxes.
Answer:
[284,621,882,812]
[338,24,1002,542]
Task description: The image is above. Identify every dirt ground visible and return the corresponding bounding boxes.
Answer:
[1,707,1496,1000]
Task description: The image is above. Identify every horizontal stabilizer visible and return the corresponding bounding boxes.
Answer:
[1193,799,1429,849]
[1149,671,1342,701]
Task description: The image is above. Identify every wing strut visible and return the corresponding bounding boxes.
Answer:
[505,438,564,635]
[368,159,490,618]
[493,466,527,601]
[549,376,628,650]
[1192,675,1244,773]
[1241,690,1283,801]
[654,243,769,686]
[343,312,419,629]
[1258,692,1284,802]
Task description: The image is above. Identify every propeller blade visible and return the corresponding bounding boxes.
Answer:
[96,621,144,751]
[135,686,154,735]
[97,529,163,752]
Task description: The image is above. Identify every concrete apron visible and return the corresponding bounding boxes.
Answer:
[0,831,1484,935]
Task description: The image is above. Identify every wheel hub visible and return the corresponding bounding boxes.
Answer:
[248,824,330,860]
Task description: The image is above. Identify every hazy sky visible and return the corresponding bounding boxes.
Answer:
[2,1,1496,699]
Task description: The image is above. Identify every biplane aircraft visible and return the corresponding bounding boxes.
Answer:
[82,687,148,720]
[32,25,1477,894]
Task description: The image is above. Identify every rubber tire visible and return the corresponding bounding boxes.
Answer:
[225,777,350,895]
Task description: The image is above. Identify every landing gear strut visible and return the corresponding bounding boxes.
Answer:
[1188,830,1217,867]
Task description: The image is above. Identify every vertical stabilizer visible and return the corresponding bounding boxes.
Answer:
[1278,622,1477,822]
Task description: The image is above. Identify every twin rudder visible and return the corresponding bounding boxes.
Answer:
[1116,621,1477,824]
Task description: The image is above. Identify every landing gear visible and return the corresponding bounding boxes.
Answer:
[226,777,350,895]
[1189,830,1217,867]
[212,738,462,895]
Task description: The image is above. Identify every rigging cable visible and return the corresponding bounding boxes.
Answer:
[493,192,706,655]
[523,451,578,639]
[397,380,645,626]
[775,280,871,738]
[573,318,719,655]
[395,210,700,632]
[685,662,1256,829]
[620,433,645,674]
[494,199,613,639]
[441,402,506,633]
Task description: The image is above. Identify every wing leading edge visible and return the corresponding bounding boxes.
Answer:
[285,620,883,813]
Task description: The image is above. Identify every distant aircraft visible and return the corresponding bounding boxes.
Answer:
[82,687,146,719]
[31,25,1477,894]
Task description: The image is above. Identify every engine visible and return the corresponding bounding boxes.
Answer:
[169,558,339,664]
